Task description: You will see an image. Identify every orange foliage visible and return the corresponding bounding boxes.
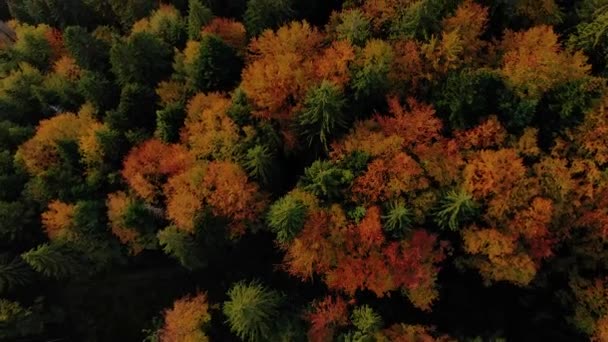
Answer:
[122,139,193,202]
[44,27,64,62]
[107,192,143,254]
[501,25,590,98]
[41,200,76,240]
[315,40,356,88]
[202,18,247,51]
[307,296,349,342]
[442,0,489,62]
[159,293,211,342]
[377,98,442,150]
[285,206,445,309]
[352,152,428,203]
[241,21,323,121]
[380,324,455,342]
[390,39,424,88]
[164,161,266,235]
[463,228,516,259]
[53,56,81,81]
[454,116,507,150]
[163,165,207,233]
[181,93,238,160]
[463,149,526,199]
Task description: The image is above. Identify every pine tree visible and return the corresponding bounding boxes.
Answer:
[244,0,295,37]
[187,0,213,40]
[434,189,478,231]
[156,102,185,143]
[223,280,284,342]
[244,144,273,183]
[0,255,33,293]
[186,34,242,92]
[267,194,307,243]
[21,243,83,278]
[63,26,110,71]
[297,81,348,151]
[382,199,413,236]
[157,226,206,270]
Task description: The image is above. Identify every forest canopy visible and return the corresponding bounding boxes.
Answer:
[2,0,608,341]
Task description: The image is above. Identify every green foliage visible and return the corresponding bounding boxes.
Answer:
[0,255,33,293]
[300,160,353,200]
[267,194,307,243]
[0,299,44,340]
[351,305,382,334]
[340,150,371,175]
[382,199,413,236]
[110,32,173,87]
[0,63,45,123]
[0,122,33,151]
[77,71,116,110]
[434,189,478,231]
[107,83,156,132]
[389,0,457,40]
[64,26,110,71]
[156,102,186,143]
[244,0,295,37]
[187,0,213,40]
[157,226,206,270]
[223,280,283,342]
[188,34,243,91]
[0,201,30,240]
[352,40,393,103]
[227,87,253,126]
[10,24,52,70]
[244,144,273,183]
[335,9,371,46]
[107,0,156,29]
[21,243,83,279]
[541,77,605,127]
[434,69,505,129]
[297,81,348,150]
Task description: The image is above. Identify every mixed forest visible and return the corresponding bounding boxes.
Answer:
[3,0,608,341]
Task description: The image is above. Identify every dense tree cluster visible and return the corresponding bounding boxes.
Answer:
[2,0,608,340]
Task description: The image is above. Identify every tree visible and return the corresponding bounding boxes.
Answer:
[63,26,109,71]
[157,226,206,270]
[0,255,33,293]
[203,17,247,52]
[297,81,348,150]
[241,20,323,122]
[184,34,242,91]
[244,0,295,37]
[21,243,83,278]
[223,280,284,342]
[122,139,192,202]
[434,189,478,231]
[159,292,211,342]
[501,25,590,99]
[332,9,371,46]
[132,5,185,47]
[267,193,308,244]
[187,0,213,40]
[109,32,172,87]
[156,102,185,143]
[306,296,348,342]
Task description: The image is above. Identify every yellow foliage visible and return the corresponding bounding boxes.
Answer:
[501,25,590,98]
[181,93,238,160]
[16,107,98,175]
[164,165,208,233]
